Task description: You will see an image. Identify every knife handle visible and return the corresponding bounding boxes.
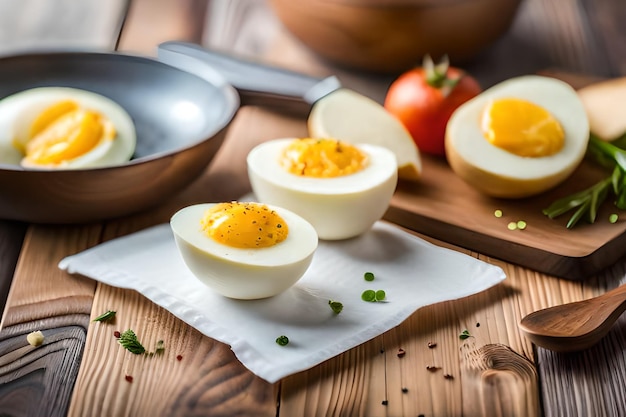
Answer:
[157,41,341,113]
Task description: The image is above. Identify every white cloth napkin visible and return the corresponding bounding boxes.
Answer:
[59,221,505,383]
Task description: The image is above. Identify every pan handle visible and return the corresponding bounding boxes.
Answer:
[157,41,341,113]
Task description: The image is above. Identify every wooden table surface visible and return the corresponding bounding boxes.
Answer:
[1,0,626,416]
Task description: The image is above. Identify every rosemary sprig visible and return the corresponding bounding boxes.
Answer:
[543,134,626,228]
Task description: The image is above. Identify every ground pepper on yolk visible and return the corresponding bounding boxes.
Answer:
[481,98,565,157]
[200,202,289,248]
[280,138,368,177]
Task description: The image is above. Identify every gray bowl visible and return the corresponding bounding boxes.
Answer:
[0,50,239,224]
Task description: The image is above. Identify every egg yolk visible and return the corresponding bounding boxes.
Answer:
[200,202,289,249]
[16,100,116,166]
[280,138,368,177]
[481,98,565,157]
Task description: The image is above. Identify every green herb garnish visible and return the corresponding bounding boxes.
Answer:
[459,329,471,340]
[150,340,165,356]
[610,213,619,223]
[364,272,375,282]
[543,134,626,228]
[328,300,343,314]
[361,289,386,302]
[276,335,289,346]
[93,310,116,323]
[117,329,146,355]
[361,290,376,302]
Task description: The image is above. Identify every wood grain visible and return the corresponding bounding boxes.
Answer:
[0,221,25,314]
[536,264,626,417]
[461,343,540,417]
[2,1,626,416]
[68,286,277,417]
[0,324,88,417]
[0,225,101,416]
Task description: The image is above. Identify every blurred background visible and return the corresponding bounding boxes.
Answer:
[0,0,624,101]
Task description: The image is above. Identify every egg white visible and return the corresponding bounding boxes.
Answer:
[247,138,398,240]
[0,87,136,169]
[171,203,318,266]
[445,75,589,198]
[170,202,318,299]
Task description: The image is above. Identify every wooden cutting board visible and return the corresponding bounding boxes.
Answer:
[385,152,625,281]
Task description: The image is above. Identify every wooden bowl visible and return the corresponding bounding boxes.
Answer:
[269,0,523,73]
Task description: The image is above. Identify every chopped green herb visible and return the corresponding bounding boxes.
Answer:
[276,335,289,346]
[494,209,503,218]
[362,290,376,302]
[516,220,527,230]
[117,329,146,355]
[93,310,116,323]
[610,213,619,223]
[328,300,343,314]
[362,289,386,302]
[459,329,471,340]
[148,340,165,356]
[507,222,517,231]
[364,272,375,281]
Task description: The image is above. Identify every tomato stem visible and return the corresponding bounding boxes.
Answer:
[423,54,460,94]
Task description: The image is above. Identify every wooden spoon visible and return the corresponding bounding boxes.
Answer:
[519,284,626,352]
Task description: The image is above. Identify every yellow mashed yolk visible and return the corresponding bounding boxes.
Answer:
[481,98,565,157]
[16,100,116,166]
[280,138,368,177]
[200,202,289,249]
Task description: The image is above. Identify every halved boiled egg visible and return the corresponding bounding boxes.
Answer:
[171,201,318,300]
[445,75,589,198]
[0,87,136,169]
[247,138,398,240]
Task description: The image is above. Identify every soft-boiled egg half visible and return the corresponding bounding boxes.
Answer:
[247,138,398,240]
[0,87,136,169]
[445,75,589,198]
[171,201,318,300]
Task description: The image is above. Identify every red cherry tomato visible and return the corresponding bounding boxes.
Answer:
[384,57,482,157]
